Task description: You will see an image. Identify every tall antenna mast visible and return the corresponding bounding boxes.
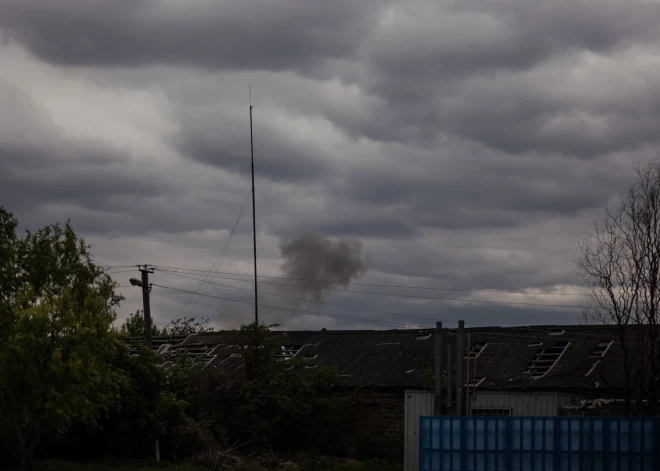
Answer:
[249,86,259,324]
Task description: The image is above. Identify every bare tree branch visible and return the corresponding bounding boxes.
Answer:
[578,160,660,415]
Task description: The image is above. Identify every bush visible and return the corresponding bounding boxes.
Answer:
[165,323,356,458]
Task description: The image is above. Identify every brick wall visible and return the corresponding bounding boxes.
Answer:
[350,388,405,462]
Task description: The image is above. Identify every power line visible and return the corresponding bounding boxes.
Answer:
[149,265,594,297]
[175,192,251,319]
[157,269,617,341]
[153,269,584,309]
[152,284,612,343]
[152,283,410,328]
[105,269,138,275]
[159,269,461,325]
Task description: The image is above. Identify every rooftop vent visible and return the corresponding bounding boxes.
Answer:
[589,341,613,358]
[467,342,488,359]
[523,341,570,378]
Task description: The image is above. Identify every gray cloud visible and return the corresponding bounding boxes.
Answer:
[1,0,658,330]
[176,107,337,183]
[0,0,378,70]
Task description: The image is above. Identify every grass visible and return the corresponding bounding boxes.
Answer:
[31,458,402,471]
[296,460,401,471]
[233,458,401,471]
[33,459,208,471]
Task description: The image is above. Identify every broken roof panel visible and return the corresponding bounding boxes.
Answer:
[132,325,637,390]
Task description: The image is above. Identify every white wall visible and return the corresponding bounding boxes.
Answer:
[404,389,434,471]
[470,391,576,416]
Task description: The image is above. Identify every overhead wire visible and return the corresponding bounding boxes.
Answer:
[152,283,411,328]
[156,269,618,341]
[149,264,595,298]
[159,269,463,325]
[104,269,138,275]
[152,283,615,343]
[176,192,251,319]
[153,269,585,309]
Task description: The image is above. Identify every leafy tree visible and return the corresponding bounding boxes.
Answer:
[161,322,355,458]
[578,161,660,415]
[120,309,163,337]
[0,207,124,471]
[233,323,354,455]
[162,316,214,335]
[42,347,187,462]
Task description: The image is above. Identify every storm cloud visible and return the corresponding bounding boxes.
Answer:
[1,0,658,330]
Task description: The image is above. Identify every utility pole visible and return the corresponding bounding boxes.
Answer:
[139,265,154,349]
[129,265,158,461]
[249,94,258,325]
[434,322,444,415]
[456,320,465,416]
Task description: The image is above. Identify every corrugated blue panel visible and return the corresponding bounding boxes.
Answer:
[419,416,660,471]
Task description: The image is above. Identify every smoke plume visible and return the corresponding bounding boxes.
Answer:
[278,231,368,303]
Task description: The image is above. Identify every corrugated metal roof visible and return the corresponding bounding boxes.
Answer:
[130,325,636,390]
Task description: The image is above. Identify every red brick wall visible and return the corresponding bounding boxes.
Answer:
[350,388,404,462]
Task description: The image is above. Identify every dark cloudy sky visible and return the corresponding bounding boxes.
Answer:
[2,0,658,331]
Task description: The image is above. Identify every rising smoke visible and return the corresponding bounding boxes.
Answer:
[278,231,368,303]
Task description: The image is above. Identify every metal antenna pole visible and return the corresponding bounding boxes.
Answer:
[249,93,258,325]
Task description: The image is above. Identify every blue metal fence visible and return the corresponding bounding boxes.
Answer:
[419,416,660,471]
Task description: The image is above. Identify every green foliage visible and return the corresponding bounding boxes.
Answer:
[240,322,283,381]
[0,207,124,471]
[118,311,213,339]
[39,345,188,463]
[120,310,163,337]
[161,317,214,335]
[0,207,358,466]
[229,323,354,454]
[96,348,187,456]
[160,322,355,458]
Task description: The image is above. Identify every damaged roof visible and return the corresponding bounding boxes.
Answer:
[131,325,633,391]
